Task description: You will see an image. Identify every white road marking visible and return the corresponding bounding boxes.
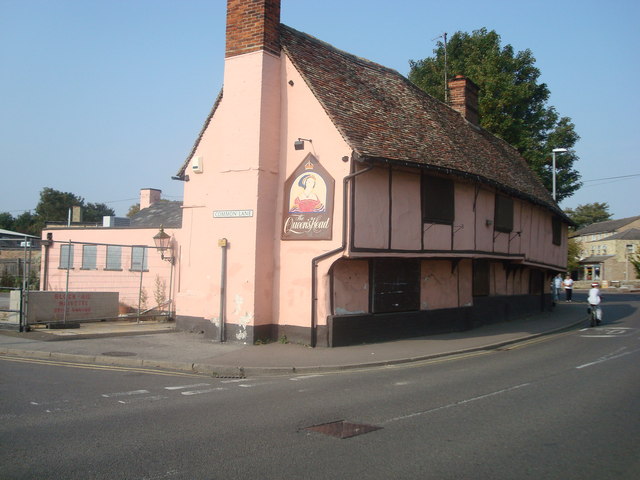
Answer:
[575,347,640,369]
[290,375,323,381]
[102,389,149,398]
[117,395,168,404]
[384,383,531,424]
[164,383,211,390]
[181,387,228,396]
[580,327,636,338]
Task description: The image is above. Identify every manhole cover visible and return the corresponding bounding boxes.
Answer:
[101,351,137,357]
[304,421,382,439]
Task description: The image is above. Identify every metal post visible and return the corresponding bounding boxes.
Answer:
[167,259,174,319]
[63,241,72,324]
[551,148,568,201]
[552,150,557,201]
[219,238,228,343]
[18,288,24,333]
[23,236,32,327]
[137,247,146,324]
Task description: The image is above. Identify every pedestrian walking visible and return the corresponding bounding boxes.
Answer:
[552,274,562,304]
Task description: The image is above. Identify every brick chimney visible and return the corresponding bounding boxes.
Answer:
[448,75,480,125]
[140,188,161,210]
[225,0,281,58]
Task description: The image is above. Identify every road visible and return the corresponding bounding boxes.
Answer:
[1,294,639,479]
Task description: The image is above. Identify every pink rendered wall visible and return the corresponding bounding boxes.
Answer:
[349,167,567,270]
[391,170,421,250]
[174,50,283,339]
[331,258,474,315]
[332,260,368,315]
[353,167,389,249]
[275,56,352,329]
[474,188,494,252]
[421,260,458,309]
[453,183,475,251]
[176,51,354,336]
[491,262,508,295]
[458,260,473,306]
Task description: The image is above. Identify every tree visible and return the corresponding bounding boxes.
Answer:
[0,212,14,230]
[566,238,582,274]
[12,211,40,236]
[564,202,612,230]
[83,202,115,222]
[126,203,141,218]
[3,188,116,236]
[34,187,84,223]
[409,28,581,201]
[34,187,114,225]
[630,246,640,279]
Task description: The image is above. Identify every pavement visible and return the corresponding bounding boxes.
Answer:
[0,302,588,378]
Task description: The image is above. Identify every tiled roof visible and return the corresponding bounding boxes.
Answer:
[604,228,640,241]
[178,24,565,218]
[280,25,561,215]
[130,201,183,229]
[579,255,615,264]
[572,216,640,237]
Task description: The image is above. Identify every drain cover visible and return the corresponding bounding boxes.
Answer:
[101,351,137,357]
[304,421,382,439]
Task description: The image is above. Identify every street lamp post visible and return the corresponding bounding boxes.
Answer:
[552,148,568,201]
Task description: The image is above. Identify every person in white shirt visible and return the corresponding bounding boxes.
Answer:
[588,282,602,325]
[552,274,562,304]
[563,275,574,302]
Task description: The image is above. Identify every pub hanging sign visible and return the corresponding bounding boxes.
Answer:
[282,153,334,240]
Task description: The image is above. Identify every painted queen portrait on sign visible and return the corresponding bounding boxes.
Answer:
[289,173,327,213]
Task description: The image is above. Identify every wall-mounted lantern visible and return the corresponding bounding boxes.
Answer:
[153,226,174,264]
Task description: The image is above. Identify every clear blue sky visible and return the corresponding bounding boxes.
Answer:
[2,0,639,219]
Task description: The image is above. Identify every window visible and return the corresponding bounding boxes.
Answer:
[105,245,122,270]
[552,217,561,245]
[494,195,513,233]
[81,245,97,270]
[131,246,148,272]
[422,175,454,224]
[59,244,74,269]
[472,259,490,296]
[371,259,420,313]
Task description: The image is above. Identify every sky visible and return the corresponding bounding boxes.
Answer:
[2,0,639,219]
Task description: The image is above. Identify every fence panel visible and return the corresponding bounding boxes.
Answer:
[42,240,173,324]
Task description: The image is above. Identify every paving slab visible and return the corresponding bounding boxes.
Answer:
[0,303,588,377]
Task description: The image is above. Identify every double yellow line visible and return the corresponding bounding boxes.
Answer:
[0,354,205,378]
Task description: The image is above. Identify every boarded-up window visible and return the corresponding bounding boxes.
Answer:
[473,259,490,296]
[494,195,513,233]
[106,246,122,270]
[371,259,420,313]
[81,245,97,270]
[59,244,74,269]
[552,217,562,245]
[422,175,454,224]
[131,246,148,272]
